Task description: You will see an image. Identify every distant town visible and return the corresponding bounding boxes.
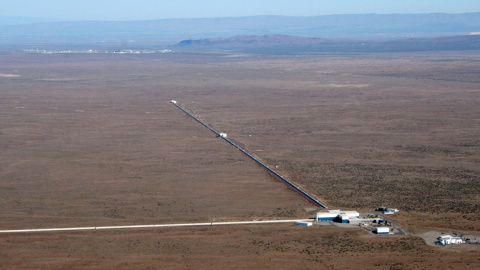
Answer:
[23,48,174,54]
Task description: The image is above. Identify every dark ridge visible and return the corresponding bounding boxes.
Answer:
[175,34,480,54]
[1,12,480,48]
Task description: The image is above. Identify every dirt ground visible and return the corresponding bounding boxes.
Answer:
[0,51,479,269]
[2,224,480,270]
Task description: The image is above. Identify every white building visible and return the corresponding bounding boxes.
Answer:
[375,227,390,234]
[336,211,360,223]
[316,212,338,221]
[295,221,313,226]
[340,211,360,219]
[316,210,359,223]
[438,235,464,245]
[348,218,383,224]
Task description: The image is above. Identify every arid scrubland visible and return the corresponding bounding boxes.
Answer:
[0,52,479,269]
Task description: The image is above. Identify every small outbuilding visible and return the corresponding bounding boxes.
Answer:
[375,227,390,234]
[384,208,399,214]
[376,206,399,214]
[295,221,313,226]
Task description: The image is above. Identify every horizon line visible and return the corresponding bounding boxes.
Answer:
[1,11,479,24]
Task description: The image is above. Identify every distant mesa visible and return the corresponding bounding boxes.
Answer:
[176,34,480,53]
[177,35,335,47]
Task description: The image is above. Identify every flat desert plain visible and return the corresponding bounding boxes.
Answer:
[0,52,479,269]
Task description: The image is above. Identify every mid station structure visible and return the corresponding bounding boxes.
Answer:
[438,235,464,245]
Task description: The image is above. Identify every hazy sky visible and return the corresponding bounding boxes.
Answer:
[1,0,479,21]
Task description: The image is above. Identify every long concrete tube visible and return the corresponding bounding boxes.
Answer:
[0,219,311,234]
[171,100,328,209]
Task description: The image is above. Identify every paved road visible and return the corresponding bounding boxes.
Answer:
[0,219,309,234]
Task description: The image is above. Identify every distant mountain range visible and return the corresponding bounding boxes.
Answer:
[0,13,480,49]
[175,34,480,53]
[0,16,60,25]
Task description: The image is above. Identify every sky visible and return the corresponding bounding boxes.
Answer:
[1,0,479,21]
